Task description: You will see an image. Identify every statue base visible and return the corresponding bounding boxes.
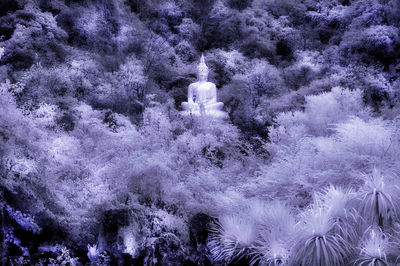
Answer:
[180,109,228,120]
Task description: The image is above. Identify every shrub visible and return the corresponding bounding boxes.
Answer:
[357,169,398,228]
[0,15,15,41]
[48,245,80,265]
[57,2,119,54]
[252,0,306,17]
[20,65,74,104]
[1,26,36,70]
[350,2,388,28]
[207,51,235,87]
[315,186,360,244]
[340,25,400,65]
[334,117,394,161]
[271,87,367,139]
[227,0,253,11]
[175,18,200,41]
[1,7,68,69]
[240,33,276,60]
[249,201,297,266]
[283,50,325,89]
[209,215,257,263]
[56,112,75,132]
[199,6,245,50]
[354,228,390,266]
[190,0,216,21]
[306,5,351,45]
[175,40,197,63]
[247,61,284,99]
[291,206,351,265]
[5,205,41,233]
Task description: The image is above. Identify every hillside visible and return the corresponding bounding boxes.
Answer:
[1,0,400,265]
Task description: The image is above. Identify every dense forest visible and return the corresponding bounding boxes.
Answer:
[1,0,400,265]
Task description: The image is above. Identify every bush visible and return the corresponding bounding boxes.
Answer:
[357,169,398,228]
[199,7,245,50]
[56,112,75,132]
[209,215,256,263]
[306,5,351,45]
[175,40,197,62]
[240,33,275,60]
[0,15,17,41]
[271,87,367,139]
[340,25,400,65]
[175,18,200,42]
[354,228,391,266]
[57,3,119,54]
[1,7,68,69]
[247,61,284,99]
[1,44,35,71]
[249,201,297,266]
[283,50,325,89]
[190,0,216,21]
[252,0,306,19]
[227,0,253,10]
[292,206,351,265]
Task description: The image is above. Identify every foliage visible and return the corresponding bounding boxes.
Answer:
[1,0,400,263]
[47,245,80,266]
[357,169,399,228]
[209,215,256,263]
[291,203,351,265]
[249,201,297,266]
[354,228,390,266]
[340,25,400,65]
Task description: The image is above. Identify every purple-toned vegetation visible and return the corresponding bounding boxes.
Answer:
[1,0,400,264]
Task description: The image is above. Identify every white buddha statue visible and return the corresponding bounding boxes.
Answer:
[181,54,227,119]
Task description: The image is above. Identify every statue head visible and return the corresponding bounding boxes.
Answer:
[197,54,209,82]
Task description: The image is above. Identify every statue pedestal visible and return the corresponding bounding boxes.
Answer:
[180,108,228,120]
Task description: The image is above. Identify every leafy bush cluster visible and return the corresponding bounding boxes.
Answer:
[208,88,400,265]
[209,181,400,265]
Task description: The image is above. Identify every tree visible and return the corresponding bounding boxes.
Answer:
[340,25,400,65]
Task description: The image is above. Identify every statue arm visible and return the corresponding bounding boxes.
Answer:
[188,84,194,104]
[211,84,217,103]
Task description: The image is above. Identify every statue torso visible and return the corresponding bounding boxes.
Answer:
[190,81,215,104]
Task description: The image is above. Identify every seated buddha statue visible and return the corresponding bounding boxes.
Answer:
[181,54,227,119]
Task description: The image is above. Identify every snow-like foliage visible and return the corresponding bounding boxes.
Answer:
[48,245,79,265]
[5,205,41,233]
[357,169,399,228]
[292,205,351,265]
[315,185,355,219]
[354,228,390,266]
[209,215,257,263]
[250,201,297,266]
